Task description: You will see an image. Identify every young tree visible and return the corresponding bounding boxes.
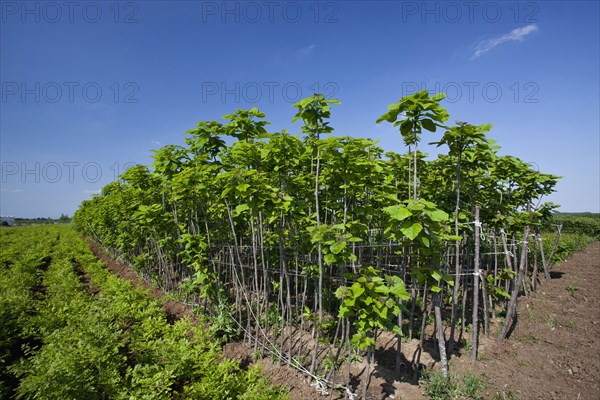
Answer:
[377,90,449,199]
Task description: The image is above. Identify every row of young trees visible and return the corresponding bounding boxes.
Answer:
[73,91,559,397]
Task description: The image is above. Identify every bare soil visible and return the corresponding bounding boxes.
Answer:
[86,239,600,400]
[450,240,600,399]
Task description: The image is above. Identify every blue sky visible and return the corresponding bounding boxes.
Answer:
[1,0,598,218]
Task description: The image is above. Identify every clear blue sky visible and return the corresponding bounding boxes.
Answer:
[1,0,598,218]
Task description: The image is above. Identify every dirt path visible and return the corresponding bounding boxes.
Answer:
[86,239,600,399]
[451,241,600,399]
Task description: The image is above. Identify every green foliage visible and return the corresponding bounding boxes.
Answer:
[486,268,516,302]
[377,90,449,146]
[0,226,288,400]
[384,199,458,293]
[335,266,409,350]
[0,227,54,398]
[565,284,578,296]
[308,223,361,266]
[208,308,241,344]
[292,94,341,140]
[551,213,600,239]
[72,93,560,286]
[423,370,486,400]
[68,92,563,393]
[542,232,595,264]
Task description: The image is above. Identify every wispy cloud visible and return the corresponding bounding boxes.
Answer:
[298,44,316,56]
[83,189,101,194]
[472,24,538,60]
[151,139,161,146]
[2,188,23,193]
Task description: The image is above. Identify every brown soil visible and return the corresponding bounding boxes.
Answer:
[222,341,319,399]
[450,240,600,399]
[85,239,600,400]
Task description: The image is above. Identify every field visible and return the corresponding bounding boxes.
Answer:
[1,220,597,399]
[0,225,288,399]
[2,92,599,399]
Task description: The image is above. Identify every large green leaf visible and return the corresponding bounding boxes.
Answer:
[427,209,449,222]
[389,278,409,300]
[383,205,412,221]
[324,253,337,265]
[234,203,250,215]
[421,118,437,132]
[350,283,365,299]
[330,241,347,255]
[400,120,413,136]
[400,222,423,240]
[236,183,250,193]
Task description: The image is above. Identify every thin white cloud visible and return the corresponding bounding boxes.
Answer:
[83,189,101,194]
[298,44,316,56]
[2,189,23,193]
[151,139,161,146]
[472,24,538,60]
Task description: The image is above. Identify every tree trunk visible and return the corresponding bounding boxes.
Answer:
[413,285,429,381]
[538,229,551,280]
[532,230,538,292]
[449,151,462,355]
[481,270,490,338]
[471,206,480,360]
[497,226,530,341]
[396,302,403,374]
[434,291,449,378]
[547,224,562,266]
[363,347,373,400]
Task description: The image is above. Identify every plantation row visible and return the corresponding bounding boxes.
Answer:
[73,92,561,395]
[0,225,288,399]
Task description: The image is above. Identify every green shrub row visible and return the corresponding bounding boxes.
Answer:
[551,214,600,239]
[0,226,288,400]
[0,227,55,398]
[541,232,596,265]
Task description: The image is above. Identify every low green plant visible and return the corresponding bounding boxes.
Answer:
[423,370,486,400]
[1,226,288,400]
[460,337,472,353]
[344,351,363,364]
[208,301,240,344]
[322,355,341,373]
[565,284,578,296]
